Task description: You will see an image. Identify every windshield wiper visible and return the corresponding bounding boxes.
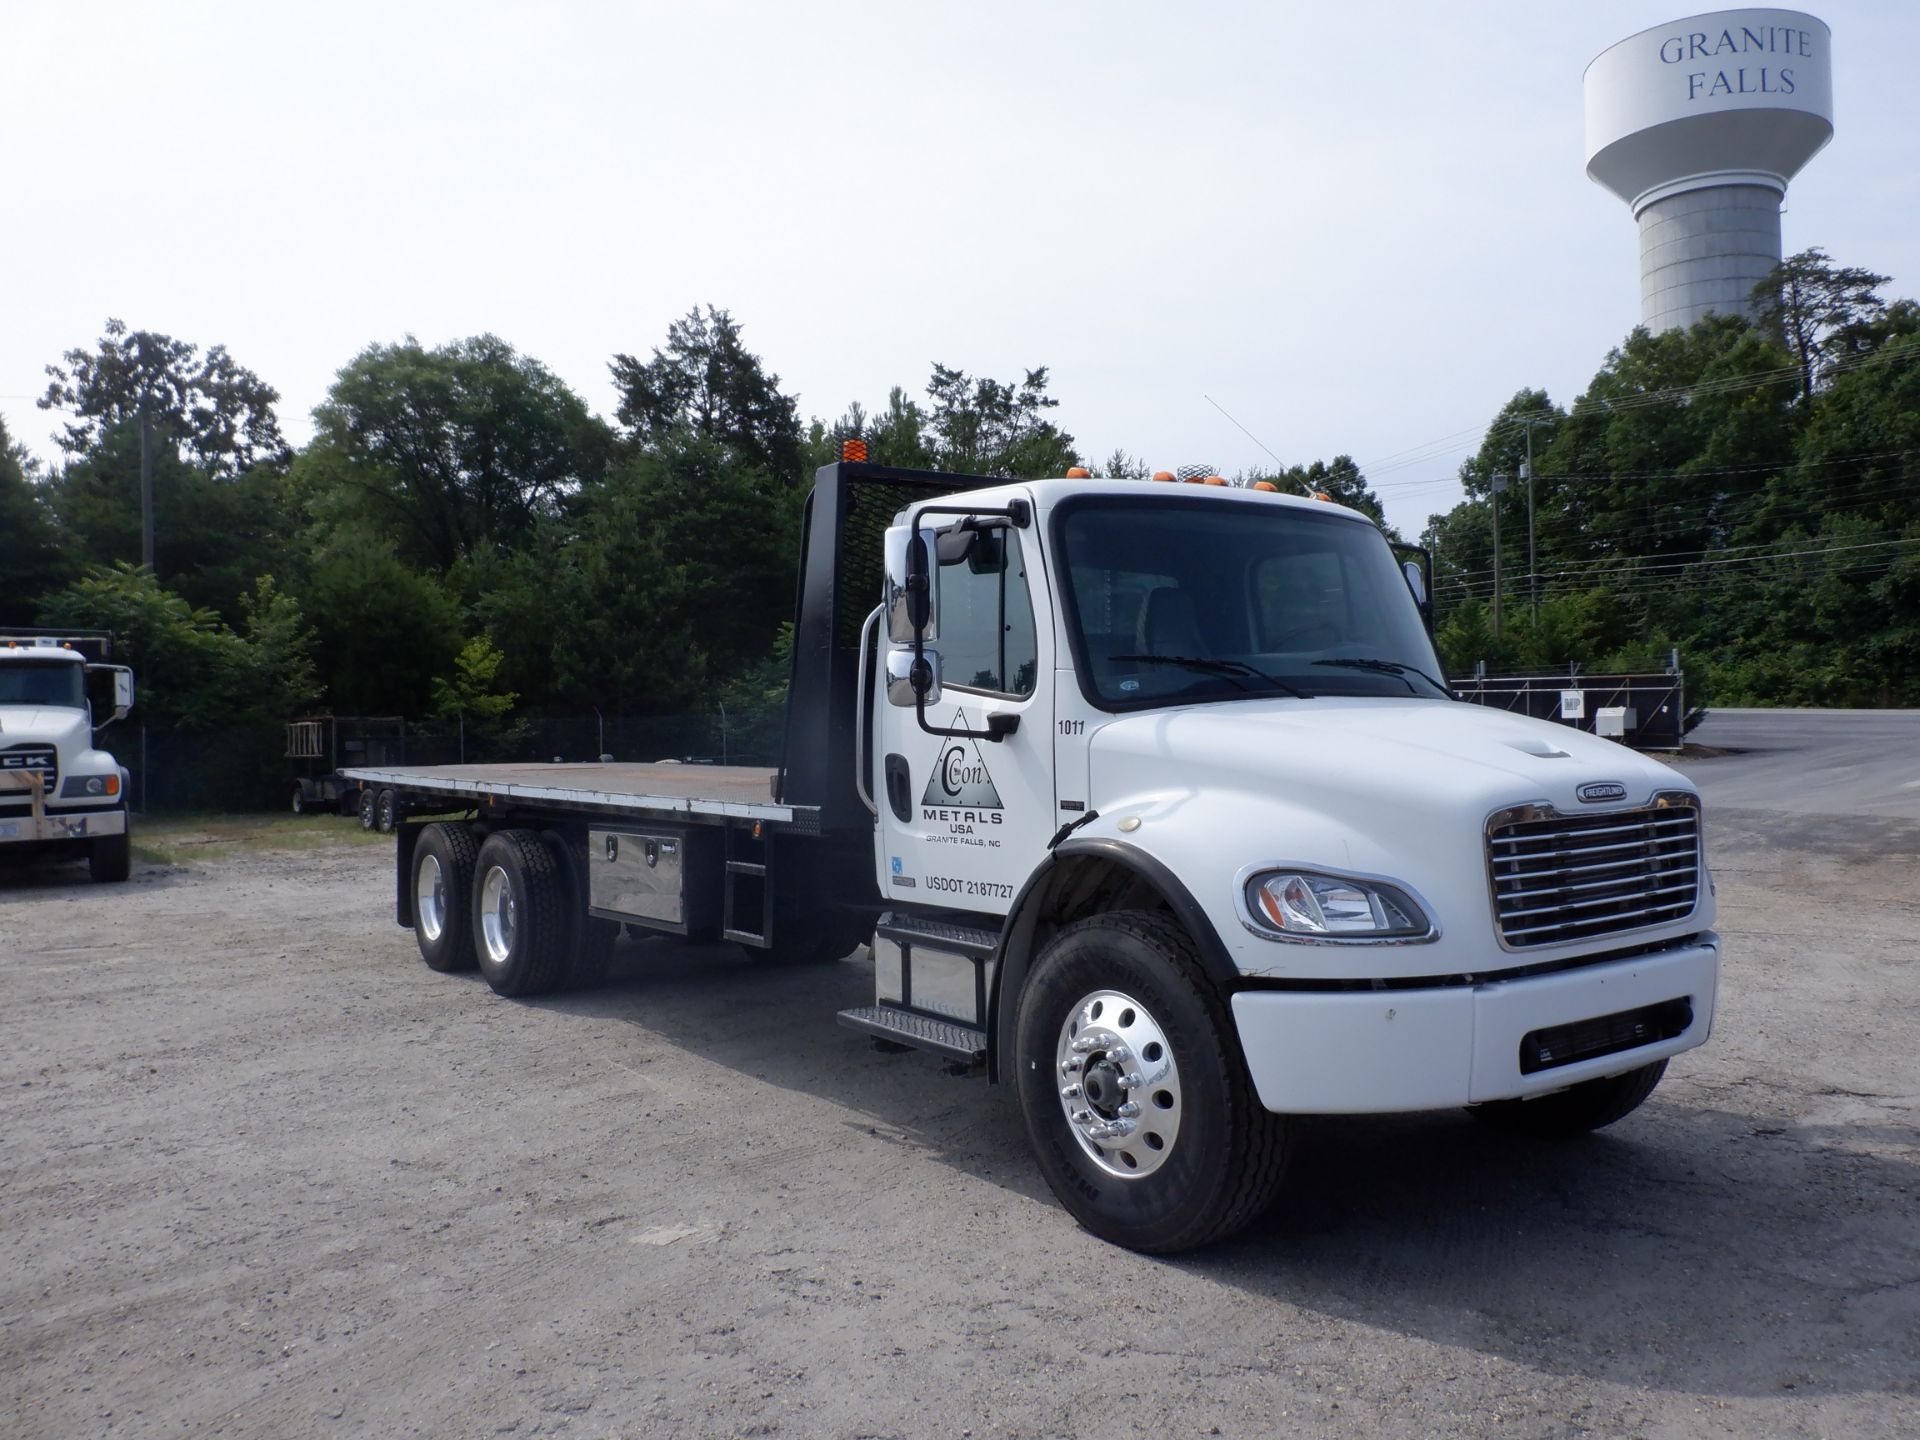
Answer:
[1109,653,1313,700]
[1312,657,1454,698]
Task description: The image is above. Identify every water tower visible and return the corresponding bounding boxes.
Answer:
[1585,9,1833,332]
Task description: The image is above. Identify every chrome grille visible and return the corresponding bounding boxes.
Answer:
[1487,794,1701,949]
[0,744,58,794]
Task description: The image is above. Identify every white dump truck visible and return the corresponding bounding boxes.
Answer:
[0,631,136,882]
[347,455,1720,1252]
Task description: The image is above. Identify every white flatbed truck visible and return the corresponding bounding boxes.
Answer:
[349,456,1721,1252]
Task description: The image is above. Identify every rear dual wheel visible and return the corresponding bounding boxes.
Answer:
[412,822,479,971]
[470,829,577,997]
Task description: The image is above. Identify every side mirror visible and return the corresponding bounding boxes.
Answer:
[884,523,940,643]
[886,648,942,708]
[1402,560,1427,607]
[112,667,134,720]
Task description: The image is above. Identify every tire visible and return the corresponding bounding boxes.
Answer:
[375,788,399,834]
[470,829,573,997]
[89,813,132,883]
[411,822,479,972]
[290,786,308,815]
[542,829,619,985]
[1013,910,1288,1253]
[1468,1060,1668,1139]
[358,788,377,830]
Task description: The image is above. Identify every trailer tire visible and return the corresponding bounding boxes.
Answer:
[290,785,308,815]
[89,815,132,883]
[1013,910,1289,1253]
[375,789,399,834]
[1467,1060,1667,1139]
[471,829,572,997]
[412,822,479,972]
[358,788,377,830]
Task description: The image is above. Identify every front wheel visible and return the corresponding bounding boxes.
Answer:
[1468,1060,1668,1138]
[1013,910,1289,1253]
[90,814,132,883]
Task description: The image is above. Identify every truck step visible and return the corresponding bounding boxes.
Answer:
[875,913,999,958]
[837,1005,986,1063]
[725,860,768,877]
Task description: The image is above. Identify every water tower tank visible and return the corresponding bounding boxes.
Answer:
[1585,9,1833,332]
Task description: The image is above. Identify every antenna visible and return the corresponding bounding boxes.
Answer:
[1202,394,1287,477]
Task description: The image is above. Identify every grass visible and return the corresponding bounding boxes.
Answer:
[132,812,395,866]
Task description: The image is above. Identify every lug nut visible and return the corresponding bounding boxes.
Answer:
[1071,1109,1095,1127]
[1105,1045,1130,1064]
[1118,1072,1144,1090]
[1060,1084,1082,1101]
[1070,1037,1098,1055]
[1059,1057,1081,1075]
[1117,1101,1141,1118]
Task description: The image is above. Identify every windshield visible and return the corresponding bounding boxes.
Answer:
[0,662,87,709]
[1053,495,1448,709]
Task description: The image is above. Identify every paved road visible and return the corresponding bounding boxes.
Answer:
[1684,708,1920,821]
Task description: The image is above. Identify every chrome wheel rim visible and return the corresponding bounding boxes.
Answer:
[415,853,446,943]
[1055,988,1182,1179]
[478,864,516,965]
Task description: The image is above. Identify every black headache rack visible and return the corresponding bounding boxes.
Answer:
[773,459,1008,836]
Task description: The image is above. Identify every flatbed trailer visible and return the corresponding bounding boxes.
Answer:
[343,454,1721,1253]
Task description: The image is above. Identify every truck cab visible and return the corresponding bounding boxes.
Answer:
[0,633,135,882]
[851,471,1715,1248]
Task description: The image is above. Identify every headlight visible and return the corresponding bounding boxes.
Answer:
[59,773,119,798]
[1242,869,1434,942]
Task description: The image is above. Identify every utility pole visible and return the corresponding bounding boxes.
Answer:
[1490,472,1508,637]
[1514,413,1554,623]
[139,393,155,572]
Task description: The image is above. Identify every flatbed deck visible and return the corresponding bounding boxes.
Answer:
[340,762,813,827]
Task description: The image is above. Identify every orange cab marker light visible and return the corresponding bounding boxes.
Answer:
[1252,480,1279,492]
[1202,475,1227,486]
[841,438,869,463]
[1314,490,1332,501]
[1065,466,1091,478]
[1151,471,1175,482]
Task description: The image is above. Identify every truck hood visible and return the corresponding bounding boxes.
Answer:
[1087,696,1687,823]
[0,706,91,747]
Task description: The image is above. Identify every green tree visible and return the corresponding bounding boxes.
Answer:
[611,307,803,481]
[923,363,1080,477]
[1751,248,1891,402]
[300,335,610,575]
[39,318,289,478]
[0,414,73,625]
[294,531,465,716]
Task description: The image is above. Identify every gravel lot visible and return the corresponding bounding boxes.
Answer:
[2,783,1916,1439]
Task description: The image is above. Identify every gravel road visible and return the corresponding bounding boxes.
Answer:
[2,795,1915,1439]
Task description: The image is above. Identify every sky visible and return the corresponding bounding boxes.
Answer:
[2,1,1914,540]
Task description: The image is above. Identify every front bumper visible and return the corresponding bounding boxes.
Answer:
[1230,935,1719,1114]
[0,805,127,844]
